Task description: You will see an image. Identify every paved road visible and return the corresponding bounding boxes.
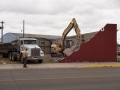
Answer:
[0,68,120,90]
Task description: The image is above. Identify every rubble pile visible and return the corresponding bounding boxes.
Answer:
[63,45,80,56]
[50,57,65,63]
[50,45,80,62]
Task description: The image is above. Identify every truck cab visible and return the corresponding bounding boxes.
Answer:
[4,38,45,63]
[19,38,44,63]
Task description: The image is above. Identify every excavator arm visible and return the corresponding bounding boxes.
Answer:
[60,18,81,51]
[51,18,81,57]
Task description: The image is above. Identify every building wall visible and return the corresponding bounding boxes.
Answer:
[36,38,51,54]
[55,32,98,48]
[83,32,98,42]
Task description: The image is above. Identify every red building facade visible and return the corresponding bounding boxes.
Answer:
[60,24,117,62]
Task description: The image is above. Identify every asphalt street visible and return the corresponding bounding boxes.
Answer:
[0,68,120,90]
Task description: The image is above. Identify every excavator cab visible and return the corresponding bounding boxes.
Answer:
[66,40,74,48]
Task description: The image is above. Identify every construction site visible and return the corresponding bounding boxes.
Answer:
[0,18,120,64]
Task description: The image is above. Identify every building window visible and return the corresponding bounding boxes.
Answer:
[41,41,45,44]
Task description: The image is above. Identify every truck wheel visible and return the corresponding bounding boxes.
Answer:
[11,54,15,61]
[9,53,12,60]
[38,59,43,63]
[2,53,8,58]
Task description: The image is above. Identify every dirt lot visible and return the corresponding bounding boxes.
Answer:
[0,54,20,64]
[0,54,120,64]
[0,54,55,64]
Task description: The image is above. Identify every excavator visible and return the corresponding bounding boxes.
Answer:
[51,18,81,57]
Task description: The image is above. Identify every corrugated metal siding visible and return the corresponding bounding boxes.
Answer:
[66,37,78,46]
[45,40,51,46]
[2,33,19,43]
[45,46,51,54]
[40,47,44,53]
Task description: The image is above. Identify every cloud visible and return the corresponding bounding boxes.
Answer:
[0,0,120,43]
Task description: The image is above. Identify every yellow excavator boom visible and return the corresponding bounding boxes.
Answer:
[60,18,81,51]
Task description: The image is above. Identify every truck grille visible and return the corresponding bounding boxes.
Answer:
[31,48,40,56]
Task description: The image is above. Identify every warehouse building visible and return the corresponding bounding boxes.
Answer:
[56,32,98,48]
[1,33,61,54]
[1,32,98,54]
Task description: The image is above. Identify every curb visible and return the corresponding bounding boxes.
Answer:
[78,64,120,68]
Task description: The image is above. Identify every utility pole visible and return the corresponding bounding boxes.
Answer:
[0,21,4,43]
[22,20,25,50]
[23,20,25,38]
[22,20,27,68]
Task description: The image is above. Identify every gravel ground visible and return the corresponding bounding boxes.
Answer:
[0,54,21,64]
[0,54,54,64]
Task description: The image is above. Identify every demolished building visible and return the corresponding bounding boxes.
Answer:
[60,24,117,62]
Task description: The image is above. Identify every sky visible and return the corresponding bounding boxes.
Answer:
[0,0,120,43]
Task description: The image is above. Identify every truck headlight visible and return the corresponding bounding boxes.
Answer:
[40,51,44,56]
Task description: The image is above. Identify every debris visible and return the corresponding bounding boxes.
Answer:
[63,45,80,56]
[50,45,80,62]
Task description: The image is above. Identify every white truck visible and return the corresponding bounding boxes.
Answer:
[0,38,44,63]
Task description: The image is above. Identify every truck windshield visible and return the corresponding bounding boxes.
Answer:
[21,40,36,45]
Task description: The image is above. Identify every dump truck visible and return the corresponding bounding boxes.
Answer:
[0,38,44,63]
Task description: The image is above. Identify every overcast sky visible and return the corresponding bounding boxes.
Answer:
[0,0,120,43]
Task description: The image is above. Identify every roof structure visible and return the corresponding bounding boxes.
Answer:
[12,33,61,40]
[1,31,98,43]
[66,31,98,38]
[12,31,98,40]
